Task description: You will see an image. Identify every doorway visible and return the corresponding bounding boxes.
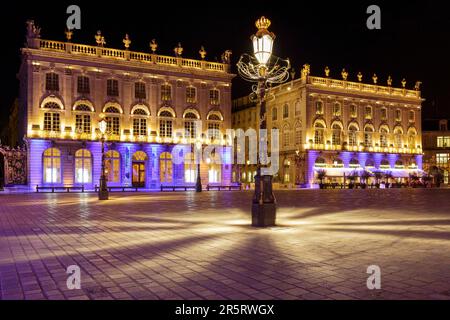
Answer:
[132,162,145,187]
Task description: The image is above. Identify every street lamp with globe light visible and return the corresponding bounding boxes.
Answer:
[98,117,109,200]
[237,16,291,227]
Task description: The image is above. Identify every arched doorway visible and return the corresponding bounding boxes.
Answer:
[132,151,148,187]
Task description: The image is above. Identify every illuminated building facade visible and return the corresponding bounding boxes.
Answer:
[233,65,424,187]
[423,119,450,185]
[19,21,234,190]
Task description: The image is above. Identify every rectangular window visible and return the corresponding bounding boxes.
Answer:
[77,76,90,94]
[365,106,373,119]
[43,112,60,131]
[159,119,173,137]
[208,123,220,140]
[295,129,302,145]
[106,116,120,135]
[437,136,450,148]
[186,87,196,104]
[381,108,387,120]
[133,118,147,136]
[45,73,59,91]
[395,110,402,121]
[209,89,220,105]
[75,114,91,134]
[161,84,172,101]
[350,105,357,118]
[184,121,196,138]
[333,103,341,117]
[436,153,449,165]
[409,110,415,122]
[107,79,119,97]
[135,82,146,99]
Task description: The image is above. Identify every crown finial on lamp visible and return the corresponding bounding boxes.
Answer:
[255,16,271,30]
[199,46,207,59]
[387,76,393,86]
[357,72,363,82]
[123,34,131,50]
[372,73,378,84]
[325,66,330,77]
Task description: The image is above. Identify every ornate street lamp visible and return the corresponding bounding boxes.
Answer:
[237,16,290,227]
[98,118,109,200]
[195,140,202,192]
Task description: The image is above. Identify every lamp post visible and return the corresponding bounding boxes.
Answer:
[237,16,290,227]
[98,118,109,200]
[195,140,202,192]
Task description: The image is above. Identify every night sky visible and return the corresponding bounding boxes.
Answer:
[1,0,449,130]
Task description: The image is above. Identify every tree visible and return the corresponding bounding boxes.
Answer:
[316,169,327,189]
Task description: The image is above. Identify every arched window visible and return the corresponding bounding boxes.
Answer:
[331,123,341,145]
[184,152,197,183]
[394,127,403,148]
[75,149,92,183]
[43,148,61,183]
[349,158,360,168]
[207,152,222,183]
[348,124,358,147]
[160,152,173,183]
[315,101,324,115]
[332,158,344,168]
[184,112,198,139]
[395,160,404,168]
[365,159,375,168]
[295,123,302,145]
[364,125,374,147]
[314,122,325,145]
[283,104,289,119]
[105,150,120,183]
[159,110,174,138]
[380,159,390,168]
[43,103,61,132]
[314,157,326,167]
[272,107,278,121]
[104,106,121,135]
[74,104,92,134]
[380,127,389,147]
[133,151,148,161]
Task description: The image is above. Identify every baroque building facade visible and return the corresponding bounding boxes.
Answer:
[19,21,234,190]
[233,65,424,187]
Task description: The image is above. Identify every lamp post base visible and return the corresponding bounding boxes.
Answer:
[98,189,109,200]
[252,202,276,227]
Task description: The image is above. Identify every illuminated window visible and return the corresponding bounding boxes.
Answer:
[408,134,416,148]
[107,79,119,97]
[186,87,196,104]
[365,106,373,120]
[75,114,91,134]
[283,104,289,119]
[315,101,324,115]
[283,125,290,148]
[380,128,388,147]
[209,89,220,105]
[160,152,173,183]
[394,128,403,148]
[314,122,324,144]
[105,116,120,135]
[75,149,92,183]
[436,153,449,165]
[208,123,220,140]
[105,150,120,183]
[272,107,278,121]
[349,158,360,168]
[45,73,59,91]
[135,82,146,99]
[437,136,450,148]
[295,125,302,145]
[332,124,341,145]
[364,126,374,147]
[133,118,147,136]
[43,148,61,183]
[395,109,402,122]
[333,103,341,117]
[161,84,172,101]
[208,153,222,183]
[408,110,415,122]
[184,152,197,183]
[350,105,357,118]
[43,112,60,132]
[380,107,387,120]
[348,125,358,146]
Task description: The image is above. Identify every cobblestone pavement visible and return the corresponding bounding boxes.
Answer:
[1,189,450,300]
